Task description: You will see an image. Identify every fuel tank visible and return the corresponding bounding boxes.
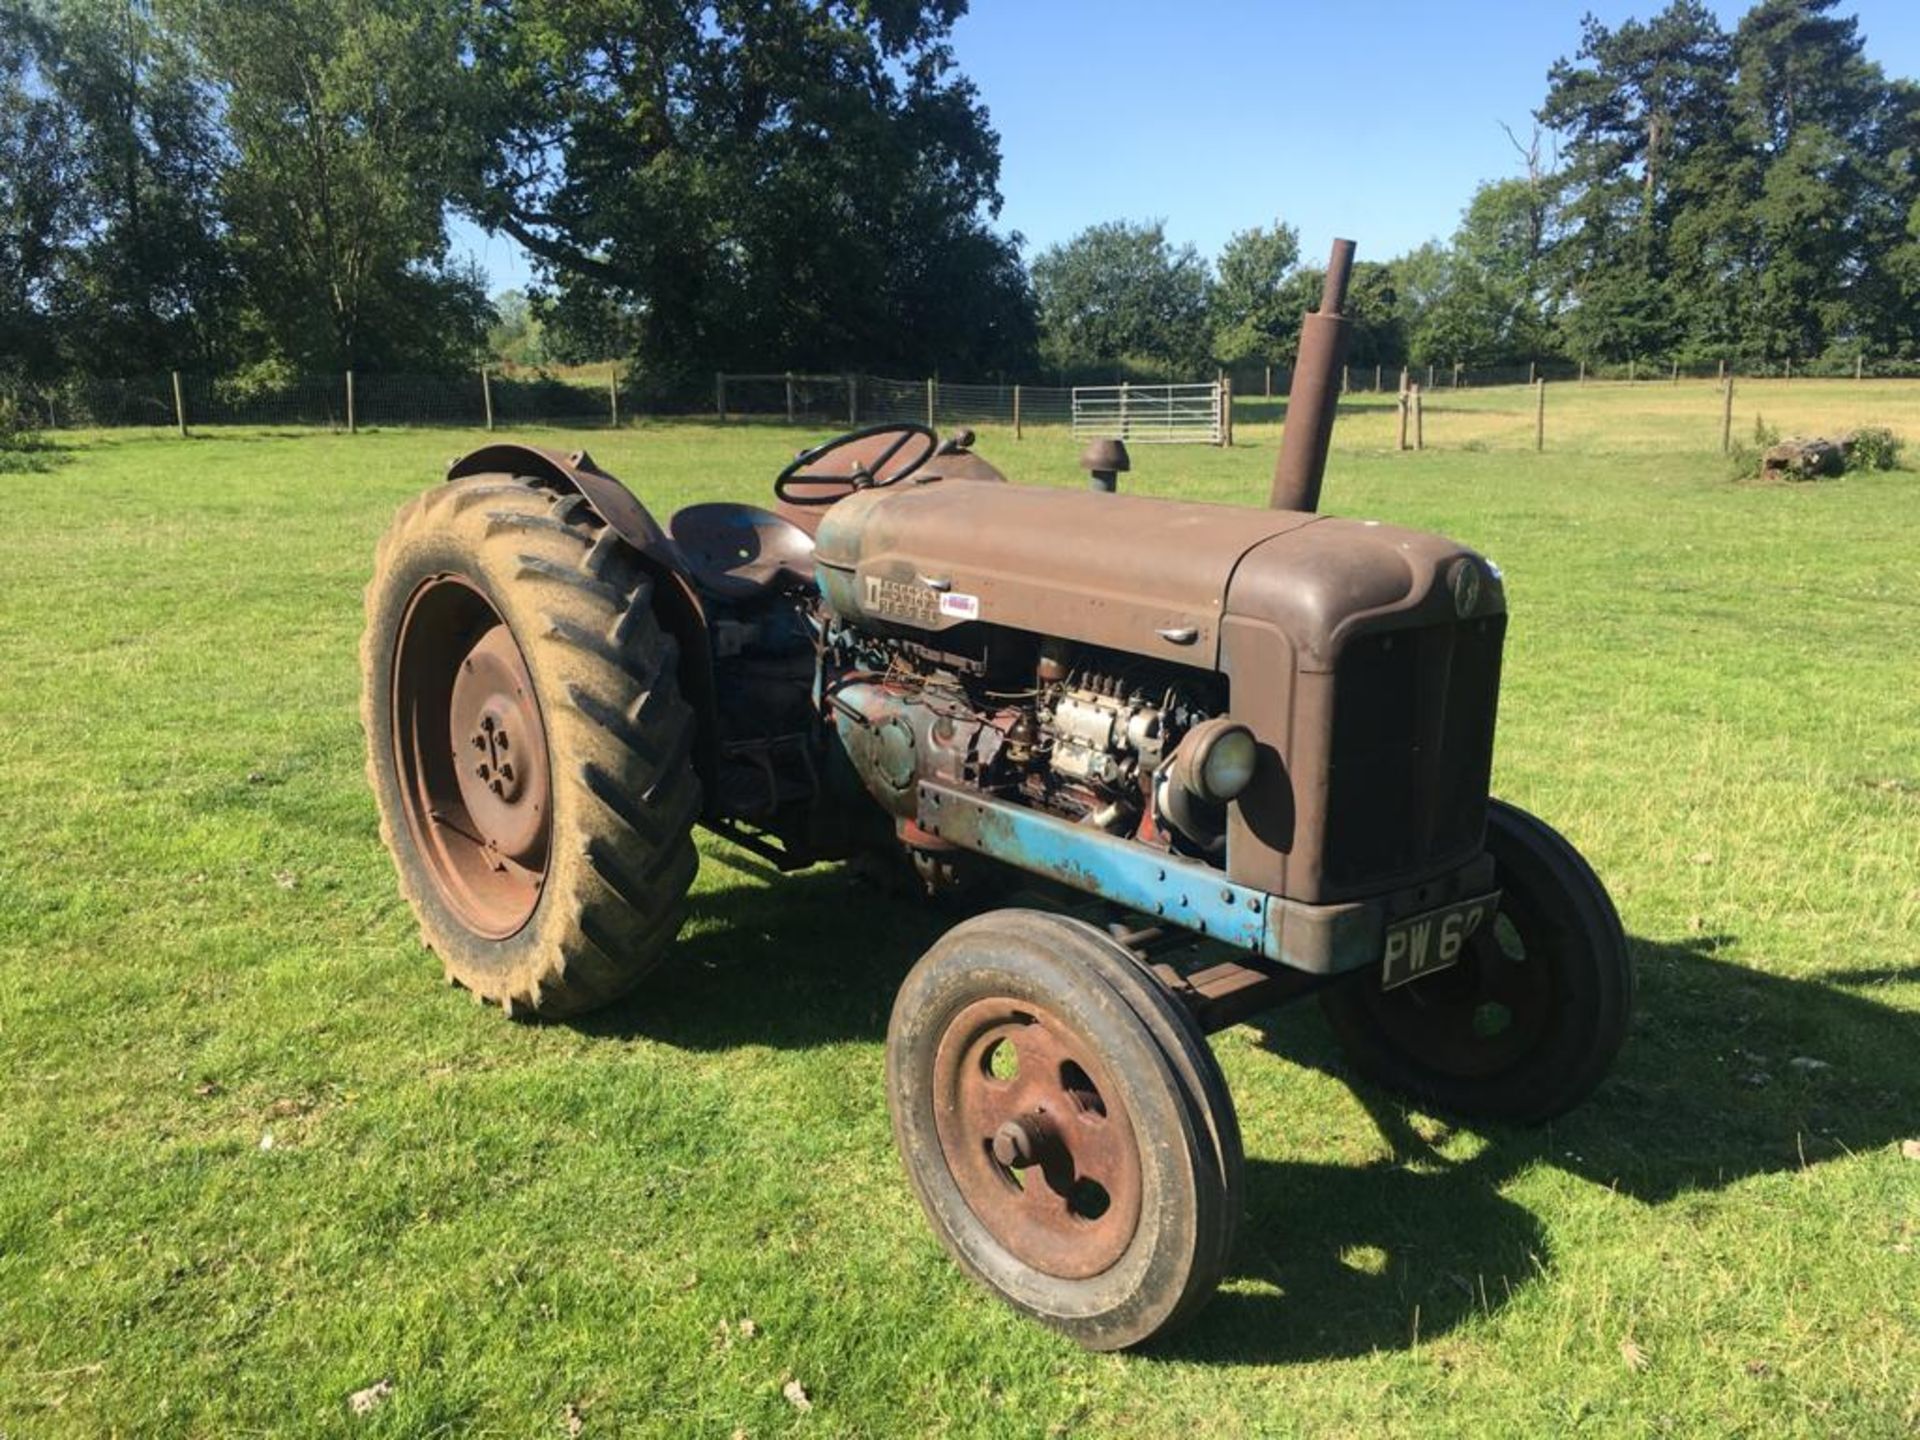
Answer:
[812,481,1503,670]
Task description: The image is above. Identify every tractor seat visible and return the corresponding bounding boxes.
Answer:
[667,502,817,602]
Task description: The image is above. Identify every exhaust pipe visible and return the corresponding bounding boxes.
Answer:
[1269,238,1356,512]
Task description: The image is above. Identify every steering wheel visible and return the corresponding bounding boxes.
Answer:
[775,423,938,507]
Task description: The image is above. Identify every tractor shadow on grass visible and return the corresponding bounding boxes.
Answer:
[575,889,1919,1367]
[1169,931,1920,1365]
[571,852,954,1051]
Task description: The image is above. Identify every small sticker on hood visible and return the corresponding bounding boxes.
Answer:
[939,592,981,620]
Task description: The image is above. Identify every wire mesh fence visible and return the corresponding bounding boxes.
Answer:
[1222,353,1920,397]
[713,372,1077,430]
[12,358,1920,464]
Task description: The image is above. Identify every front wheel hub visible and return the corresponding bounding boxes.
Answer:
[932,998,1143,1280]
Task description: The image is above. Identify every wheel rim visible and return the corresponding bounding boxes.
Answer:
[391,575,551,938]
[931,997,1144,1280]
[1353,893,1558,1079]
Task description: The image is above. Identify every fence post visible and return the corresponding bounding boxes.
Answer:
[171,370,188,437]
[480,367,494,431]
[1785,356,1792,383]
[783,371,794,424]
[1527,359,1536,386]
[1013,384,1023,440]
[926,377,936,428]
[1397,387,1410,451]
[1452,361,1461,389]
[1374,363,1382,392]
[1343,364,1350,394]
[346,370,356,434]
[715,372,726,422]
[1535,379,1545,453]
[1579,360,1587,385]
[1264,364,1272,398]
[46,394,56,430]
[1427,363,1435,391]
[1718,358,1725,382]
[1219,375,1233,447]
[1671,359,1679,385]
[1413,385,1424,450]
[847,374,858,427]
[1721,375,1735,455]
[609,363,619,428]
[1856,353,1864,381]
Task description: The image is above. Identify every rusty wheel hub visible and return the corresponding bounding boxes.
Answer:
[391,578,551,938]
[449,624,550,864]
[931,998,1143,1280]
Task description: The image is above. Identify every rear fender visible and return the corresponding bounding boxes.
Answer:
[445,442,719,793]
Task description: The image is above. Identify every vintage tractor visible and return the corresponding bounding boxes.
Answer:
[361,241,1631,1349]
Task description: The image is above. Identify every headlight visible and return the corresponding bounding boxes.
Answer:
[1173,718,1258,804]
[1451,557,1483,617]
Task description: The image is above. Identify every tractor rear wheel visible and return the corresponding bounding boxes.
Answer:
[887,910,1241,1350]
[361,474,700,1017]
[1318,800,1633,1123]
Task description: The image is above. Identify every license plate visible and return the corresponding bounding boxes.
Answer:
[1381,892,1500,990]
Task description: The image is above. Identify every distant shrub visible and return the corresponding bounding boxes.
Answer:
[1844,426,1902,472]
[1726,414,1780,479]
[0,394,50,472]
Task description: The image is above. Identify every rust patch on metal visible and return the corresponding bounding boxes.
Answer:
[931,996,1143,1279]
[391,577,550,937]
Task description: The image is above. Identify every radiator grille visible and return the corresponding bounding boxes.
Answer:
[1323,616,1504,891]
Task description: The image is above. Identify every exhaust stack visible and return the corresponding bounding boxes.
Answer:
[1269,238,1356,512]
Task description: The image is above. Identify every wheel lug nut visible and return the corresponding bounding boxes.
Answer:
[470,735,485,750]
[483,715,495,731]
[477,763,490,780]
[500,764,513,782]
[490,780,504,795]
[496,731,509,751]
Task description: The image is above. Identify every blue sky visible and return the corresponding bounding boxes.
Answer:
[449,0,1920,295]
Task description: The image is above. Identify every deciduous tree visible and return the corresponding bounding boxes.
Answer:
[1209,221,1300,366]
[1033,220,1211,376]
[461,0,1034,389]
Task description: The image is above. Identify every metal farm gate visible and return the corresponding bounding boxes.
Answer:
[1070,381,1223,445]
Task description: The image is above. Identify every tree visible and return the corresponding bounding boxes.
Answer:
[460,0,1035,389]
[1209,221,1300,365]
[1731,0,1888,359]
[0,3,73,384]
[187,0,489,373]
[1540,1,1734,362]
[1033,220,1211,376]
[486,289,547,367]
[12,0,233,377]
[1400,178,1558,367]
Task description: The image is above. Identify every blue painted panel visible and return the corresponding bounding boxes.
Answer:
[918,783,1273,957]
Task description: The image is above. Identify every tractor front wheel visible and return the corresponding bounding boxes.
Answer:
[361,474,701,1017]
[887,910,1241,1350]
[1318,800,1633,1123]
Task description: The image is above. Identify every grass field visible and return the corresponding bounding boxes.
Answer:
[1,383,1916,1437]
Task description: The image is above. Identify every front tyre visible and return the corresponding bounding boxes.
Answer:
[887,911,1241,1350]
[1318,801,1633,1123]
[361,474,701,1017]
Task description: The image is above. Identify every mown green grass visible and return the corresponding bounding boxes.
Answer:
[1,387,1916,1437]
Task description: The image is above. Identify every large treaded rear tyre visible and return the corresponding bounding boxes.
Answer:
[361,473,701,1017]
[1318,800,1632,1123]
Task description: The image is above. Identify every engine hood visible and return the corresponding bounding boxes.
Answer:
[814,481,1502,668]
